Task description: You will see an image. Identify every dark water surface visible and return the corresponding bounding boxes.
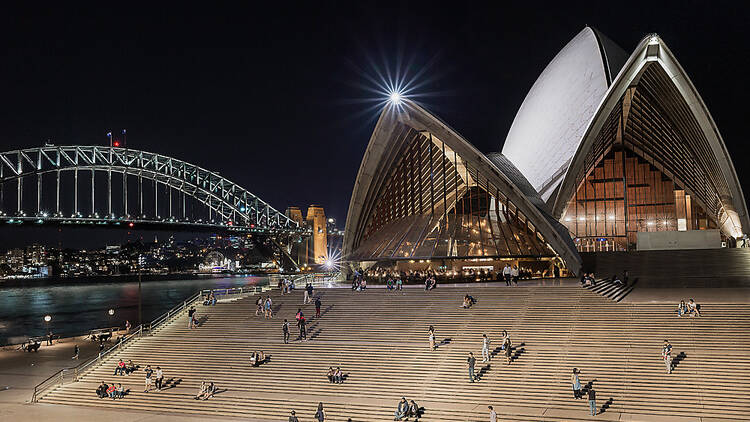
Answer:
[0,275,269,346]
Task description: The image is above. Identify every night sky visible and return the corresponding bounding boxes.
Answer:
[0,3,748,248]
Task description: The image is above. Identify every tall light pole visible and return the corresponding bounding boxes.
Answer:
[44,315,52,345]
[108,308,115,330]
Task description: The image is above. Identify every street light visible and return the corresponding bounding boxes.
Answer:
[44,315,52,345]
[108,308,115,332]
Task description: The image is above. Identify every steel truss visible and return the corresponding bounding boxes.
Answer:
[0,145,301,233]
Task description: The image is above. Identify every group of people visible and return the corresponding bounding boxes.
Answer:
[386,277,404,290]
[256,295,274,318]
[500,264,520,286]
[303,283,315,304]
[295,308,308,341]
[461,294,476,309]
[203,292,217,306]
[113,359,138,376]
[580,272,597,287]
[143,365,165,392]
[96,381,125,399]
[288,402,327,422]
[195,381,216,400]
[351,277,367,291]
[326,367,344,383]
[393,397,421,420]
[470,331,513,382]
[278,277,295,294]
[424,276,437,290]
[250,351,267,366]
[571,368,598,416]
[676,299,701,317]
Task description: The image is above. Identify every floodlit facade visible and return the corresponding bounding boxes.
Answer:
[344,27,748,274]
[343,101,582,275]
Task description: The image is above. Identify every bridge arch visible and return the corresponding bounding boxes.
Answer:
[0,145,299,233]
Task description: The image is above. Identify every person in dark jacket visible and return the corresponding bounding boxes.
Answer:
[315,297,322,318]
[282,319,290,344]
[467,352,476,382]
[588,387,597,416]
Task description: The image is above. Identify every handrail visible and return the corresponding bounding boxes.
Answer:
[30,279,273,403]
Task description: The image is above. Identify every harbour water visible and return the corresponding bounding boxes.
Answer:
[0,275,269,346]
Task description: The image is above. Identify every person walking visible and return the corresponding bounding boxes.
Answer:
[155,366,164,391]
[264,296,273,319]
[467,352,476,382]
[306,283,314,304]
[488,405,497,422]
[481,334,491,362]
[504,334,513,365]
[502,264,511,286]
[571,368,582,399]
[662,340,673,374]
[47,331,53,346]
[188,307,196,329]
[314,402,326,422]
[428,326,436,351]
[315,296,321,318]
[72,344,79,360]
[588,387,597,416]
[298,316,307,341]
[256,296,263,316]
[283,319,290,344]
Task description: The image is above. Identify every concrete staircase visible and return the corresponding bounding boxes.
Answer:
[585,278,636,302]
[38,286,750,421]
[581,248,750,287]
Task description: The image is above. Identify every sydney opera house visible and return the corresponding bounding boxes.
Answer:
[343,28,748,276]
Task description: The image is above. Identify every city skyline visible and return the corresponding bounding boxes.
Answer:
[1,3,748,248]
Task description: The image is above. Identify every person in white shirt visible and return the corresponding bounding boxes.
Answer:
[488,405,497,422]
[482,334,491,362]
[511,265,519,286]
[502,264,511,286]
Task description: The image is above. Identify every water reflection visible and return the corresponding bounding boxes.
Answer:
[0,275,267,345]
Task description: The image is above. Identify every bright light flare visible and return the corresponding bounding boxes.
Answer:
[389,91,402,105]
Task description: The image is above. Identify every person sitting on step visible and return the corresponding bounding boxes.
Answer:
[96,381,108,399]
[334,367,343,384]
[125,359,137,375]
[688,298,701,317]
[115,383,124,399]
[612,274,623,286]
[394,397,409,420]
[406,399,421,419]
[676,300,687,317]
[106,383,117,399]
[195,381,216,400]
[327,367,336,383]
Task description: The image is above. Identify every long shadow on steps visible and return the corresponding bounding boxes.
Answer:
[162,377,182,390]
[309,328,323,340]
[600,397,614,414]
[581,379,597,395]
[672,351,687,371]
[476,363,493,381]
[435,338,452,349]
[511,344,526,362]
[196,316,209,327]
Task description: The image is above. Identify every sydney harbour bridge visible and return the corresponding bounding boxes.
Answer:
[0,145,309,267]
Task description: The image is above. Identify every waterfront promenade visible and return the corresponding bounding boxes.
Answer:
[5,280,745,421]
